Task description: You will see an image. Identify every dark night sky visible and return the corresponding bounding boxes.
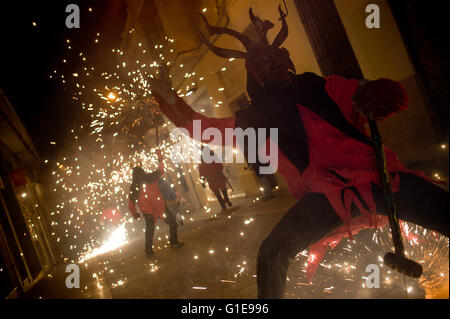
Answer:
[0,1,127,160]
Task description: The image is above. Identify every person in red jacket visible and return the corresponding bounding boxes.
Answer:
[199,147,232,213]
[149,8,448,298]
[128,151,184,258]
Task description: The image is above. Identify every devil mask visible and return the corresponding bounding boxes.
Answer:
[199,5,296,87]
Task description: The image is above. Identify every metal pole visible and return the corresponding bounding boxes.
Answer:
[368,119,405,256]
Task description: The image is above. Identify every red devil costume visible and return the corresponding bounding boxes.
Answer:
[151,7,448,298]
[199,147,232,210]
[199,161,227,193]
[128,151,183,257]
[128,154,166,221]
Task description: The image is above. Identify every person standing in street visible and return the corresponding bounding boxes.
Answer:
[199,147,232,213]
[128,150,184,259]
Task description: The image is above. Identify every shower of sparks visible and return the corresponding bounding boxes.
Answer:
[149,263,159,273]
[79,222,128,263]
[47,30,225,265]
[44,17,448,299]
[289,221,449,299]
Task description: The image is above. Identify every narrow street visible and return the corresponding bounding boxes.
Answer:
[0,0,448,306]
[23,192,448,299]
[24,193,295,299]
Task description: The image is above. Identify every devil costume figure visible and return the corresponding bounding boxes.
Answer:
[150,7,448,298]
[199,147,232,211]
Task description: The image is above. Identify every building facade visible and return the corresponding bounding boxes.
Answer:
[119,0,448,203]
[0,89,56,298]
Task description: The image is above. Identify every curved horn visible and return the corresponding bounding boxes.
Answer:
[198,30,247,59]
[272,5,288,48]
[249,8,262,28]
[198,13,252,50]
[249,8,274,45]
